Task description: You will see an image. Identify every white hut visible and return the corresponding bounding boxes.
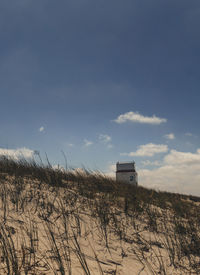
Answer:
[116,161,138,186]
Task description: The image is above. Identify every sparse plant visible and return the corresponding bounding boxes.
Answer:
[0,155,199,274]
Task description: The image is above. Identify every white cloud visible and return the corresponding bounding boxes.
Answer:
[39,126,44,132]
[185,132,193,137]
[99,134,113,149]
[164,133,175,140]
[0,147,34,160]
[67,143,74,147]
[52,164,65,171]
[84,139,93,147]
[141,160,162,167]
[99,134,111,143]
[107,144,114,149]
[164,149,200,165]
[121,143,168,157]
[138,148,200,196]
[105,164,116,178]
[114,111,167,125]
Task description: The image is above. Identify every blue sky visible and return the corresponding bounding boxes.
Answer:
[1,0,200,195]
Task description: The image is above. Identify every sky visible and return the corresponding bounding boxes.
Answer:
[0,0,200,195]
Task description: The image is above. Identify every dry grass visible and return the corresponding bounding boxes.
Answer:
[0,156,199,274]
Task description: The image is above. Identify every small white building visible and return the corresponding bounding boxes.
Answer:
[116,161,138,186]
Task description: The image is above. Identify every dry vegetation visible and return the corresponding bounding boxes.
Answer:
[0,156,199,274]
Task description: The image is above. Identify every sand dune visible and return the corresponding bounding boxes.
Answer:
[0,159,199,274]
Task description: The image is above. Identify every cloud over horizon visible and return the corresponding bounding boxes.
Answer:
[121,143,168,157]
[114,111,167,125]
[107,148,200,196]
[139,149,200,196]
[0,147,34,160]
[141,160,162,167]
